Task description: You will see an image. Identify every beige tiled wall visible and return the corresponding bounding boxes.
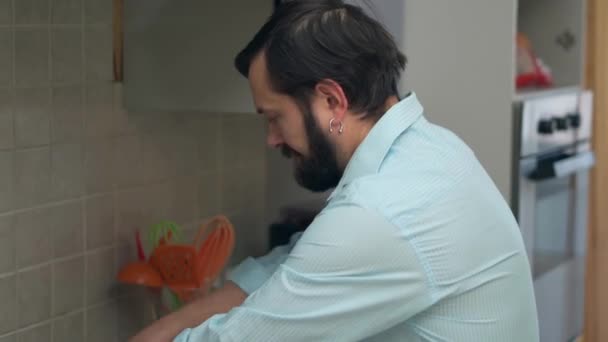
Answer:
[0,0,268,340]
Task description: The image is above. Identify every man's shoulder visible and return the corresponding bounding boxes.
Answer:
[333,150,476,219]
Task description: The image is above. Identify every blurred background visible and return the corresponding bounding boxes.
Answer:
[0,0,606,341]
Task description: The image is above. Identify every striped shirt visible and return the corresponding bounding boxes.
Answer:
[174,93,539,341]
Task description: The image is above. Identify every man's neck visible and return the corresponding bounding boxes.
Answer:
[337,96,401,170]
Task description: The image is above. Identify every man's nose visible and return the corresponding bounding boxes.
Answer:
[266,131,284,148]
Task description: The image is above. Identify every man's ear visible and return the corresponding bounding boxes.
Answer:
[315,79,349,121]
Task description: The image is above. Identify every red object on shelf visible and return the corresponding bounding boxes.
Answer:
[516,33,553,89]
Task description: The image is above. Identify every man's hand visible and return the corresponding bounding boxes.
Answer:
[129,281,247,342]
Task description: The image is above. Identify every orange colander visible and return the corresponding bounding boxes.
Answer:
[149,215,235,301]
[117,215,236,305]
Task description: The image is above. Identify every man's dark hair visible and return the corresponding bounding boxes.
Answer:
[235,0,407,119]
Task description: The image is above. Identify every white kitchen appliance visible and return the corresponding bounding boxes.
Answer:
[512,88,594,342]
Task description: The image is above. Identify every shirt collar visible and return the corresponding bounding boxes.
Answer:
[328,92,424,201]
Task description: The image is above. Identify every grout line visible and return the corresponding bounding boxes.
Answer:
[81,0,88,337]
[48,18,57,148]
[82,171,90,341]
[0,313,55,339]
[0,194,105,218]
[48,13,57,326]
[8,80,82,89]
[11,145,52,153]
[47,87,55,201]
[217,116,225,214]
[54,308,86,321]
[82,189,89,252]
[8,1,16,306]
[194,114,203,221]
[12,265,18,338]
[0,171,190,220]
[0,244,116,279]
[45,21,52,224]
[9,0,15,199]
[47,6,52,90]
[81,0,87,133]
[50,259,55,342]
[10,0,14,89]
[0,293,123,340]
[0,24,110,29]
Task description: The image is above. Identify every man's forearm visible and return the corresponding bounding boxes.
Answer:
[130,281,247,342]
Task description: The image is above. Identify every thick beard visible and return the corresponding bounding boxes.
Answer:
[281,106,342,193]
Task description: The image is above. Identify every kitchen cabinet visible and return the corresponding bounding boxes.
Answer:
[122,0,272,113]
[120,0,589,113]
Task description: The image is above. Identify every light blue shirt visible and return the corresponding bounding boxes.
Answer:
[175,93,539,341]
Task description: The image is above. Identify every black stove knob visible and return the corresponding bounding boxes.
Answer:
[568,113,581,128]
[538,119,555,135]
[555,117,569,131]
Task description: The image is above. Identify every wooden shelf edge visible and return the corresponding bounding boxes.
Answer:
[583,0,608,340]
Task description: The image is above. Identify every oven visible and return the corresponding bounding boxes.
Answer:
[512,89,594,342]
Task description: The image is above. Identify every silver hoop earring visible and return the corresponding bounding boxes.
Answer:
[329,118,344,134]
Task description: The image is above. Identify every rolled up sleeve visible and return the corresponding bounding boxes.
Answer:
[174,205,432,342]
[226,232,303,295]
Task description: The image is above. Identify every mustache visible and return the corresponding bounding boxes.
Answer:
[281,145,296,158]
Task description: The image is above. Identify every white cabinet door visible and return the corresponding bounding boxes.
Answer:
[123,0,272,114]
